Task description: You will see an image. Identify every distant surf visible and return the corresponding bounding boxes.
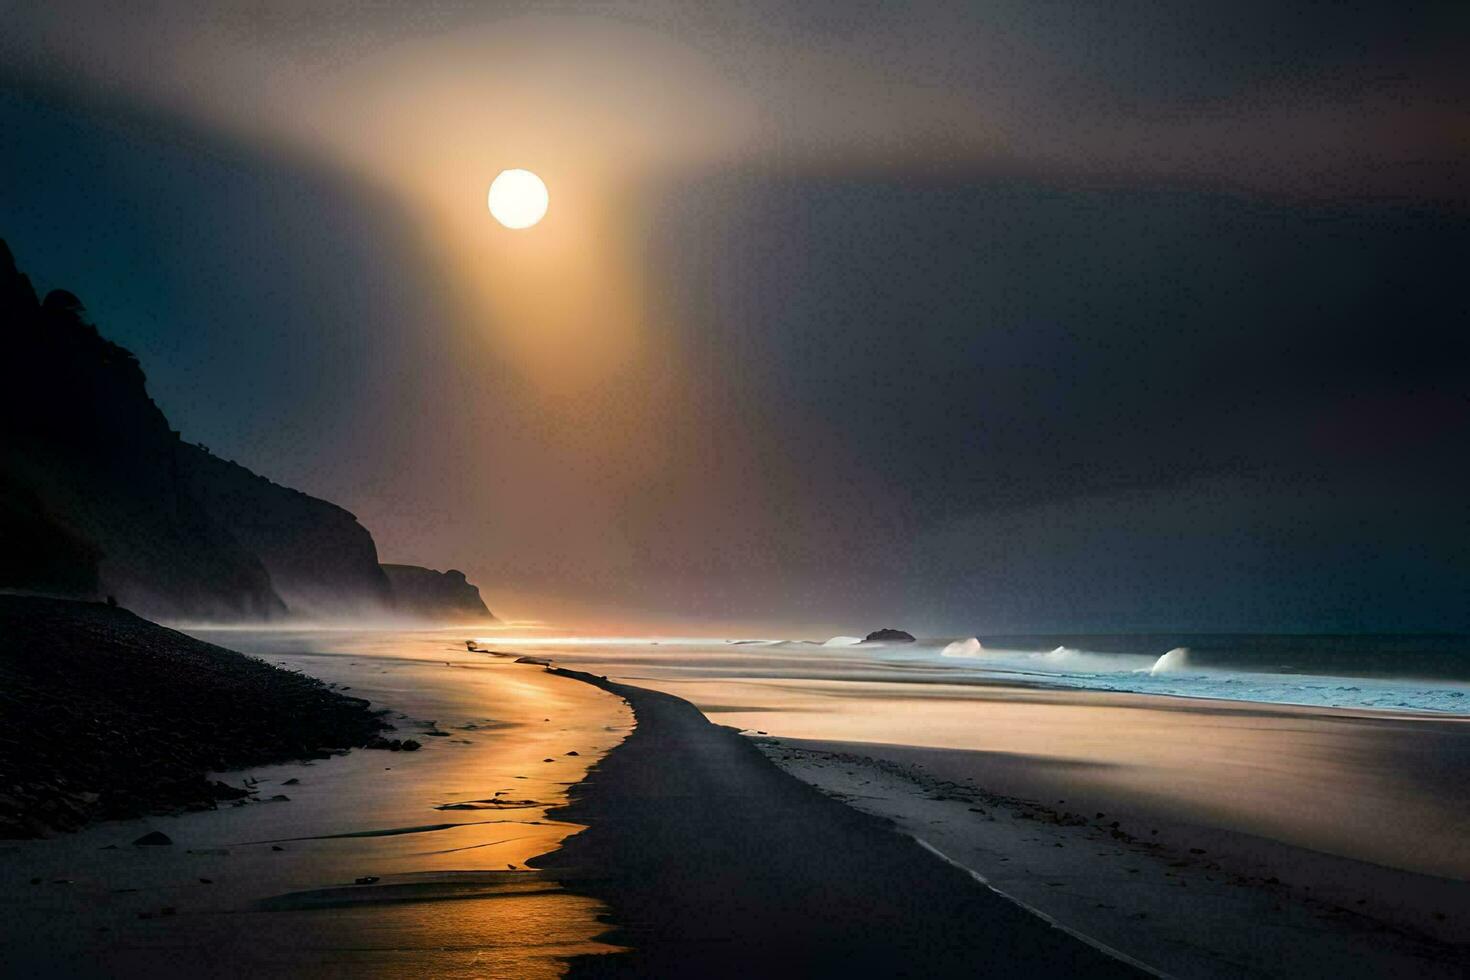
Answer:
[941,637,984,658]
[854,634,1470,713]
[1150,647,1190,674]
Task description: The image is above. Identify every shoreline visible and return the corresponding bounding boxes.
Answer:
[532,667,1139,977]
[753,737,1470,979]
[502,640,1470,977]
[588,673,1470,878]
[6,616,1466,977]
[0,628,632,978]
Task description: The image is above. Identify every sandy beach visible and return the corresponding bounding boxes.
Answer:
[5,628,1469,978]
[533,668,1138,977]
[509,638,1470,977]
[0,630,632,978]
[758,736,1470,979]
[7,5,1466,974]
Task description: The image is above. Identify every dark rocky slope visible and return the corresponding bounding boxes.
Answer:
[0,596,386,838]
[0,243,284,619]
[0,238,484,621]
[179,450,393,617]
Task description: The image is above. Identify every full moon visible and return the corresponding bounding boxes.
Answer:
[487,169,549,229]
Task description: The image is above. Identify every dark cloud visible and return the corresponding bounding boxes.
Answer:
[2,3,1466,630]
[622,174,1469,629]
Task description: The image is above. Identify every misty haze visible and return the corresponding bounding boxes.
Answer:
[2,3,1467,978]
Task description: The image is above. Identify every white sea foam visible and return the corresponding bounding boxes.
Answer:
[1150,647,1191,674]
[823,635,864,647]
[900,641,1468,713]
[940,637,984,658]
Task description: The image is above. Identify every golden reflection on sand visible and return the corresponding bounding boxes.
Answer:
[0,630,633,978]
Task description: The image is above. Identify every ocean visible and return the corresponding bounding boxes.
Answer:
[479,631,1470,714]
[856,632,1470,713]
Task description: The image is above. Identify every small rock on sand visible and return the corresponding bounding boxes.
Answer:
[133,831,172,846]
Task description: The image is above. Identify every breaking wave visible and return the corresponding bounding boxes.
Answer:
[890,639,1468,713]
[1150,647,1191,674]
[940,637,984,658]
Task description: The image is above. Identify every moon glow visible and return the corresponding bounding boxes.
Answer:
[487,169,549,229]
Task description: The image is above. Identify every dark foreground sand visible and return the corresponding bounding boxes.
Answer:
[498,640,1470,978]
[534,669,1143,978]
[0,629,630,979]
[758,737,1470,979]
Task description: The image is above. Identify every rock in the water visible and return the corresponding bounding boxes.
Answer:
[368,736,415,751]
[861,628,916,643]
[133,831,173,846]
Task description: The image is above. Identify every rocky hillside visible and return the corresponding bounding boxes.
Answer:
[0,596,387,837]
[381,564,495,622]
[0,242,285,619]
[179,450,392,617]
[0,239,486,621]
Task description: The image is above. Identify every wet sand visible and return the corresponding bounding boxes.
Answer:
[533,669,1140,977]
[8,628,1467,977]
[508,640,1470,977]
[0,630,632,978]
[759,739,1470,979]
[648,678,1470,879]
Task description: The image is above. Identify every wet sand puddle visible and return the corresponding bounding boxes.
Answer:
[0,629,634,979]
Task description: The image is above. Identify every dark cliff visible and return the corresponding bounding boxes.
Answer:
[178,450,392,617]
[0,242,284,619]
[381,564,495,622]
[0,239,465,621]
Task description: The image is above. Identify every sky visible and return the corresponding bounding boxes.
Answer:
[1,1,1467,633]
